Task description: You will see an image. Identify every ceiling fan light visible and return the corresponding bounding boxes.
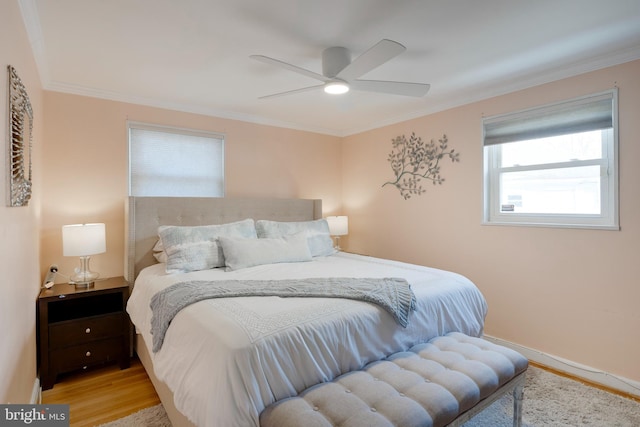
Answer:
[324,81,349,95]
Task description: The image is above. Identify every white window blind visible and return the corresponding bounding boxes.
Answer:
[483,93,614,146]
[482,90,618,229]
[129,122,224,197]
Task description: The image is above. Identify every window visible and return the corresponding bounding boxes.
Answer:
[128,122,224,197]
[482,90,618,229]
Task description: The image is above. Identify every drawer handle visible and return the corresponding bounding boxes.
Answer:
[85,351,91,357]
[85,328,91,334]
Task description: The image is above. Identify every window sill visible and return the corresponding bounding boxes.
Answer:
[481,220,620,231]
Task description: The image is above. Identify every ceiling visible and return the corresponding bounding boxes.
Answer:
[19,0,640,136]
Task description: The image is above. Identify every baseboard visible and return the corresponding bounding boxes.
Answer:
[30,378,40,404]
[483,334,640,399]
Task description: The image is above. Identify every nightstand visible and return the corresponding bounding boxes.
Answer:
[37,276,131,390]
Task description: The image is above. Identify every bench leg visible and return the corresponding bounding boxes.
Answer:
[512,382,524,427]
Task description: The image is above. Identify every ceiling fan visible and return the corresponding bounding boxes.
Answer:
[250,39,430,99]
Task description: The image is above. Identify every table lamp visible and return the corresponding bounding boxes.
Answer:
[326,216,348,251]
[62,223,106,287]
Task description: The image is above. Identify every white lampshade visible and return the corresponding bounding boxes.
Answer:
[62,223,106,256]
[326,216,348,236]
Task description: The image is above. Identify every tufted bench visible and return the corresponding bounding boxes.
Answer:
[260,332,528,427]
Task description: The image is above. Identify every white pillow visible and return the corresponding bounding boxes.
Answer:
[218,233,312,271]
[153,239,164,252]
[255,219,335,257]
[152,239,167,263]
[153,251,168,264]
[158,219,257,273]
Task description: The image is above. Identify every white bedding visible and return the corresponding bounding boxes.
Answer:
[127,252,487,427]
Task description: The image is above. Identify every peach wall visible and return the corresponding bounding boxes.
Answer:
[0,0,44,403]
[343,60,640,383]
[40,93,342,280]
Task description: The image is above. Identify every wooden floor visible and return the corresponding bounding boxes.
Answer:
[41,358,161,427]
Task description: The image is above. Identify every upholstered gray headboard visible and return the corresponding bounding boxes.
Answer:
[124,197,323,284]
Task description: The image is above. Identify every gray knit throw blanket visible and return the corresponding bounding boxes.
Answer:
[150,277,416,352]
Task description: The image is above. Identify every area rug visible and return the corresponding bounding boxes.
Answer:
[96,405,171,427]
[99,366,640,426]
[464,366,640,426]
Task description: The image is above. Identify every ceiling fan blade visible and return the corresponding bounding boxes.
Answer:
[250,55,329,82]
[257,84,325,99]
[350,79,430,97]
[336,39,406,81]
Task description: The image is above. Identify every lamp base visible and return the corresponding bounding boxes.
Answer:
[71,280,95,289]
[70,256,99,288]
[333,236,342,252]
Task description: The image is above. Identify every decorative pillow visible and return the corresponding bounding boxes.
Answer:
[218,233,312,271]
[158,219,257,273]
[255,219,335,257]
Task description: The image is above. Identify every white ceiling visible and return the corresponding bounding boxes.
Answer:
[19,0,640,136]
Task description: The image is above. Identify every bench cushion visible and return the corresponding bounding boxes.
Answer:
[260,332,528,427]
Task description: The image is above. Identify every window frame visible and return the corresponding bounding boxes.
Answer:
[482,90,619,230]
[127,121,225,197]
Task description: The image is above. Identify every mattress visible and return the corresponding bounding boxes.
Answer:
[126,252,487,427]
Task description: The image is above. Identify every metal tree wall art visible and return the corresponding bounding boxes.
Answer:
[382,133,459,199]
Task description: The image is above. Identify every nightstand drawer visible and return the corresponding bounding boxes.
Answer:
[50,337,122,372]
[49,313,124,348]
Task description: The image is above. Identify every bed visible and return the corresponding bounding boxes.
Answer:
[125,196,487,427]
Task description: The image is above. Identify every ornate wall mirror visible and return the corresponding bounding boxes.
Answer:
[7,65,33,207]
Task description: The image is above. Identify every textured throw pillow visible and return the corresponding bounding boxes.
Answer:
[218,233,312,271]
[255,219,335,257]
[158,219,257,273]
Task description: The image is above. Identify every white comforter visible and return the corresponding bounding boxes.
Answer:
[127,253,487,427]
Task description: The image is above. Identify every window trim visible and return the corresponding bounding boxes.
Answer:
[482,89,619,230]
[127,121,225,197]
